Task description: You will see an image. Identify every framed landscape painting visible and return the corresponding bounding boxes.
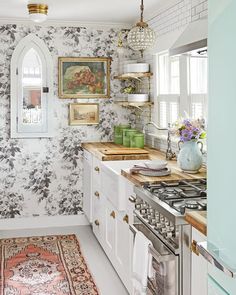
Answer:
[58,57,111,99]
[69,103,99,125]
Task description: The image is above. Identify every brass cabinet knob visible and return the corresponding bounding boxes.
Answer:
[94,220,100,226]
[191,240,199,256]
[110,211,116,219]
[123,214,129,224]
[94,166,100,172]
[94,191,100,198]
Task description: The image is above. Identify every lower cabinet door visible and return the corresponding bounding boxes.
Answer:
[191,228,207,295]
[115,212,131,292]
[104,200,116,257]
[92,191,104,245]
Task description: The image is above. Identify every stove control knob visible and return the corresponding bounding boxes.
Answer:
[165,218,170,226]
[135,204,141,210]
[160,227,167,235]
[165,231,173,238]
[149,218,156,226]
[155,223,164,230]
[160,217,165,224]
[140,209,147,215]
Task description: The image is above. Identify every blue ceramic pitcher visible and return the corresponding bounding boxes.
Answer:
[177,140,203,173]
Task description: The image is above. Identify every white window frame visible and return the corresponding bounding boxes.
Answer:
[155,51,208,127]
[11,34,54,138]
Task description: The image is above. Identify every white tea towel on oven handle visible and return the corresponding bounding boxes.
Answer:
[132,231,154,295]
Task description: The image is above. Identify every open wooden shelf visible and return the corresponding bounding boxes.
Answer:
[114,72,153,80]
[114,101,154,107]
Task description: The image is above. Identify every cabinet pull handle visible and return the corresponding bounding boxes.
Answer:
[110,211,116,219]
[129,195,136,203]
[94,191,100,198]
[94,220,100,226]
[94,166,100,172]
[191,240,199,256]
[123,214,129,224]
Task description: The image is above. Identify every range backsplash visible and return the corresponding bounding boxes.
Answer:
[0,24,135,219]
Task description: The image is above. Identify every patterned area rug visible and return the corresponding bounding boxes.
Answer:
[0,234,99,295]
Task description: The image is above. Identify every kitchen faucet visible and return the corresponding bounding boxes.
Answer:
[142,122,176,160]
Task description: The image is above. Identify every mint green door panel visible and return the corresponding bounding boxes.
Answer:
[208,275,229,295]
[208,0,236,293]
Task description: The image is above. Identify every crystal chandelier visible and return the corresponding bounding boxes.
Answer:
[128,0,156,57]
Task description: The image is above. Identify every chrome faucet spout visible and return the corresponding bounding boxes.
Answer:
[143,122,176,160]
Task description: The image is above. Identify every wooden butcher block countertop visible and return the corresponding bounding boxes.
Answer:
[185,211,207,236]
[82,142,206,182]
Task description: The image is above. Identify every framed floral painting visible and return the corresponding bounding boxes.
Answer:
[58,57,111,99]
[69,103,99,125]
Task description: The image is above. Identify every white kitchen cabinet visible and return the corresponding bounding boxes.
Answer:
[83,150,135,294]
[104,199,116,258]
[115,210,132,291]
[191,227,208,295]
[83,150,93,222]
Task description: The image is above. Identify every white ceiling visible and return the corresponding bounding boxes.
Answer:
[0,0,163,26]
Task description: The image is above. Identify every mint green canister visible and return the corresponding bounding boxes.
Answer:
[123,129,137,147]
[114,124,131,145]
[130,133,145,148]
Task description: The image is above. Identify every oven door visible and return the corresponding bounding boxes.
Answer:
[130,222,179,295]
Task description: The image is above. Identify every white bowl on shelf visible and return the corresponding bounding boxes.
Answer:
[128,94,149,102]
[144,160,168,170]
[124,63,149,73]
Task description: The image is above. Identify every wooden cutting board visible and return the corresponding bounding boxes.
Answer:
[98,148,149,155]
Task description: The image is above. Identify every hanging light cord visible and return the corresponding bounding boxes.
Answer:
[140,0,144,22]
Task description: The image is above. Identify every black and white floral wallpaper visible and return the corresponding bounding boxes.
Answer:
[0,24,136,219]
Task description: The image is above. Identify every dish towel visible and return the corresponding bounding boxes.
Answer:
[132,231,153,295]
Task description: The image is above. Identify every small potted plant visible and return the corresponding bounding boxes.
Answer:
[172,118,206,173]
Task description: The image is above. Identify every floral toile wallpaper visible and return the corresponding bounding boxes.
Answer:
[0,24,136,219]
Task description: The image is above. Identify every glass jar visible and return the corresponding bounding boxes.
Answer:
[114,124,131,145]
[130,133,145,148]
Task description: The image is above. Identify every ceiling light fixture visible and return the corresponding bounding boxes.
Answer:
[28,4,48,23]
[127,0,156,57]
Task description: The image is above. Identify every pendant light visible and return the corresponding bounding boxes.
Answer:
[28,4,48,23]
[127,0,156,57]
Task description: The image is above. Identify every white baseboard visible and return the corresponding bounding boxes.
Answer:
[0,214,89,231]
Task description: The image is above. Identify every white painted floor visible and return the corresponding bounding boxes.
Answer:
[0,225,129,295]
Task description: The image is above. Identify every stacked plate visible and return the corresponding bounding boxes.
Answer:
[130,160,171,177]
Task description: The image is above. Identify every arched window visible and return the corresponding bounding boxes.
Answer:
[11,34,53,138]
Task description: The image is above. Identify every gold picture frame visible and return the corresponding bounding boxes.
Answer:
[58,57,111,99]
[69,103,99,126]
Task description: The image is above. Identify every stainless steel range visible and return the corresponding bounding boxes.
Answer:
[132,179,207,295]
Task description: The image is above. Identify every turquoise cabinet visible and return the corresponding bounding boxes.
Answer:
[207,0,236,293]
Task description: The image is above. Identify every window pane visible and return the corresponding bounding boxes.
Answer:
[170,57,180,94]
[159,54,168,94]
[22,48,42,125]
[192,102,203,119]
[159,101,167,127]
[170,102,179,124]
[190,57,207,94]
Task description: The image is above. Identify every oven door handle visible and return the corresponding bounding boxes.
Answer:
[129,224,176,263]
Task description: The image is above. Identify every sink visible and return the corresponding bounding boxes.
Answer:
[101,160,148,210]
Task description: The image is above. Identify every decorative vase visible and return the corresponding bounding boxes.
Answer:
[177,140,203,174]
